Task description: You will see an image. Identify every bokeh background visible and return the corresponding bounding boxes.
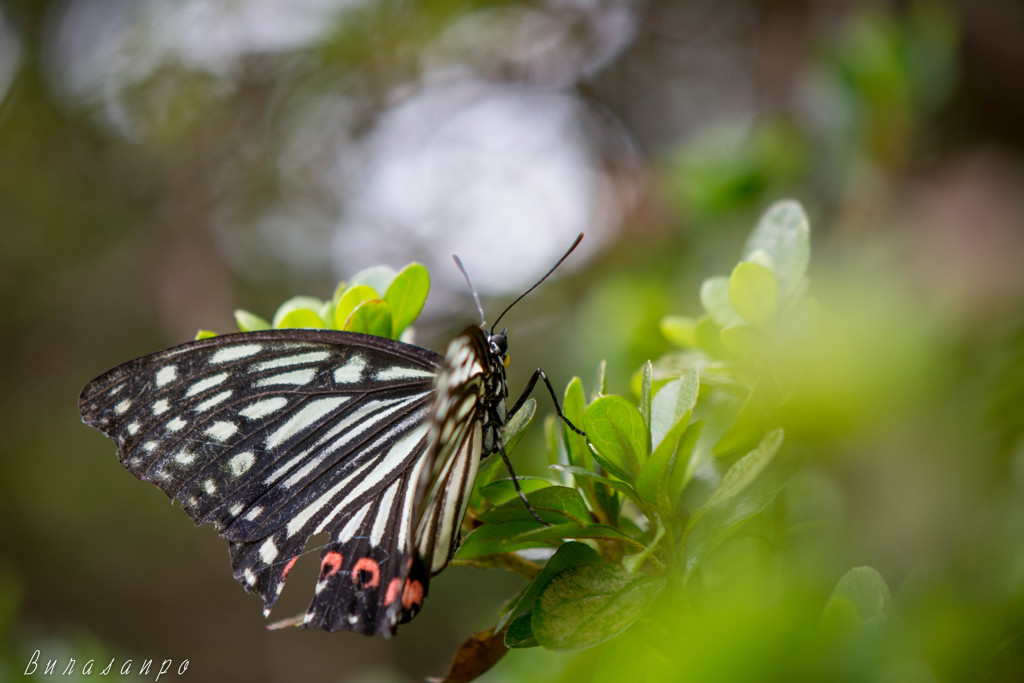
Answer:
[2,0,1024,680]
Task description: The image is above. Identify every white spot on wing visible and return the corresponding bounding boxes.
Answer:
[244,505,263,521]
[229,503,243,516]
[244,568,257,585]
[255,351,329,371]
[211,344,263,364]
[266,397,348,450]
[259,538,279,564]
[333,355,366,384]
[204,479,217,494]
[375,366,434,381]
[115,399,131,415]
[256,369,316,387]
[371,483,400,546]
[166,416,187,432]
[195,390,233,412]
[206,421,238,442]
[240,397,288,420]
[175,449,194,465]
[186,372,229,397]
[152,399,169,415]
[398,456,429,549]
[228,451,255,476]
[337,503,371,543]
[155,365,177,387]
[127,422,139,435]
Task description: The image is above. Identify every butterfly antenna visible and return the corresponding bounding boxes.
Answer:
[490,233,583,333]
[453,254,487,325]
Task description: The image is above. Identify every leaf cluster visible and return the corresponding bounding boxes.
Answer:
[196,262,430,341]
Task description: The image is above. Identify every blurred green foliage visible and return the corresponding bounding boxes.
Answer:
[3,0,1024,681]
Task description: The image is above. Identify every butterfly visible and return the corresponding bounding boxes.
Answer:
[78,235,583,636]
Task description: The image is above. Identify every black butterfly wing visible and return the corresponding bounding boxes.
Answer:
[302,328,493,633]
[79,329,444,635]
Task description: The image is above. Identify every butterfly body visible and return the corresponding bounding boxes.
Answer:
[79,325,508,636]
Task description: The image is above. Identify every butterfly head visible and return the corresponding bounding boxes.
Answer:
[487,327,510,368]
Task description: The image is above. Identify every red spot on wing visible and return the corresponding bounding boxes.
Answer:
[351,557,381,588]
[401,579,424,609]
[385,578,402,604]
[321,551,343,578]
[281,557,298,581]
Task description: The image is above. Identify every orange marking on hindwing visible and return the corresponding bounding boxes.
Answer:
[281,557,298,581]
[321,551,343,578]
[351,557,380,588]
[385,578,402,604]
[401,579,424,609]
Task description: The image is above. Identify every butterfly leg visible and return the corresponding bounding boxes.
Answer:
[491,434,551,527]
[508,368,586,437]
[498,368,586,527]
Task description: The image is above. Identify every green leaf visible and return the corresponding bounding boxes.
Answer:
[827,566,893,625]
[456,522,634,559]
[743,199,810,301]
[469,455,506,510]
[714,382,774,456]
[504,611,539,648]
[668,421,704,503]
[384,263,430,337]
[234,309,270,332]
[562,378,591,471]
[685,429,796,574]
[277,309,326,329]
[729,261,778,327]
[635,411,690,506]
[694,316,729,358]
[532,562,664,651]
[479,486,591,525]
[550,465,643,507]
[456,522,556,559]
[719,323,760,357]
[544,414,563,469]
[194,329,217,340]
[333,285,380,330]
[502,398,535,455]
[650,371,699,450]
[318,299,336,328]
[584,396,649,481]
[497,542,603,632]
[703,428,784,510]
[479,477,551,507]
[591,360,607,402]
[330,280,348,305]
[699,276,742,328]
[660,315,697,348]
[345,300,392,337]
[348,265,396,295]
[639,361,653,445]
[273,296,326,329]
